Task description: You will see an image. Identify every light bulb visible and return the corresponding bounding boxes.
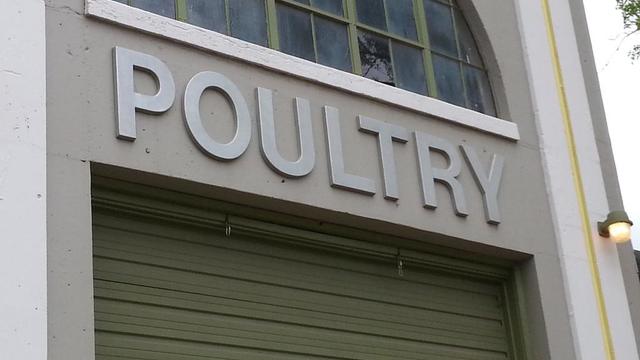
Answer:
[608,222,632,243]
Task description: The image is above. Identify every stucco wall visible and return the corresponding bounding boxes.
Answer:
[47,0,555,253]
[44,0,578,358]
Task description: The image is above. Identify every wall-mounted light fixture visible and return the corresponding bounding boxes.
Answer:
[598,211,634,243]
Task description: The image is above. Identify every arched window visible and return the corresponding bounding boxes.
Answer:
[115,0,496,116]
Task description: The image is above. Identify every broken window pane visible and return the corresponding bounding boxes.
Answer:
[358,31,394,86]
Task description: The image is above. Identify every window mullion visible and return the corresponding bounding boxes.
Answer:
[382,0,397,85]
[224,0,231,35]
[176,0,187,21]
[266,0,280,49]
[414,0,438,97]
[388,39,398,86]
[310,13,319,63]
[378,0,396,85]
[451,5,463,61]
[381,0,390,30]
[450,5,469,108]
[345,0,362,75]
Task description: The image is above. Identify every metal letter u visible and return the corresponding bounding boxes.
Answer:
[257,88,315,178]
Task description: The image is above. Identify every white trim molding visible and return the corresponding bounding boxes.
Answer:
[85,0,520,141]
[0,0,48,359]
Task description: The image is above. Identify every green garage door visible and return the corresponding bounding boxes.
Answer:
[92,180,525,360]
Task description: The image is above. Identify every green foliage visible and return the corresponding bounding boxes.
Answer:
[617,0,640,59]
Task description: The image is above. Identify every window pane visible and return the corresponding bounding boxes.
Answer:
[463,65,496,116]
[292,0,311,4]
[358,31,394,85]
[454,10,482,66]
[423,0,457,58]
[277,4,315,61]
[316,17,352,71]
[392,42,426,95]
[388,0,417,41]
[312,0,344,15]
[432,54,465,106]
[187,0,227,34]
[356,0,387,31]
[229,0,268,46]
[113,0,128,4]
[130,0,175,18]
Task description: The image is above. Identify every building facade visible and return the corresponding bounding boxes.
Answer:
[2,0,640,359]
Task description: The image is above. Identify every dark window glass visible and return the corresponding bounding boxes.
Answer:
[312,0,343,15]
[358,31,394,85]
[392,42,427,95]
[424,0,457,57]
[387,0,417,41]
[116,0,497,116]
[186,0,226,34]
[316,17,352,71]
[432,54,465,106]
[229,0,268,46]
[454,10,482,66]
[356,0,387,31]
[130,0,175,18]
[463,65,496,116]
[277,5,315,61]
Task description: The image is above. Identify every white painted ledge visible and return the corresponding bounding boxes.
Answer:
[86,0,520,141]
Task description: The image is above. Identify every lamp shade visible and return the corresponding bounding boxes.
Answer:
[598,210,634,243]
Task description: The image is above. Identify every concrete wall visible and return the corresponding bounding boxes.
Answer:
[515,0,638,357]
[0,1,47,359]
[567,0,640,354]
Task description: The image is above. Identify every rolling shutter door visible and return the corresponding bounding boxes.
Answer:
[92,182,522,360]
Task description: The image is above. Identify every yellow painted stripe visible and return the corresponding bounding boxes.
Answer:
[540,0,616,358]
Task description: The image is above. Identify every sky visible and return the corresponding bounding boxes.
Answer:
[583,0,640,247]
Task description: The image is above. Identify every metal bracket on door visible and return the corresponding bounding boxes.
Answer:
[396,249,404,277]
[225,214,232,238]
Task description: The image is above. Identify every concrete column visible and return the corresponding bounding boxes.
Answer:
[515,0,638,358]
[0,0,47,359]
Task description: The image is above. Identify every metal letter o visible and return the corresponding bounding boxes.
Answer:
[184,71,252,161]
